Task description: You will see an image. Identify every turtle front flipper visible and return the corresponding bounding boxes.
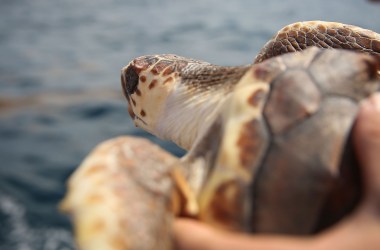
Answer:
[254,21,380,64]
[60,136,193,250]
[196,55,273,232]
[198,47,380,234]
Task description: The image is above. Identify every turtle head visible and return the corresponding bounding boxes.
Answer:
[121,54,249,150]
[121,54,191,140]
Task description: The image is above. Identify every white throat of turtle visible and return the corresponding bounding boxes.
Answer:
[155,85,228,150]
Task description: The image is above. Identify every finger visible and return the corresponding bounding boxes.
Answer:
[173,219,218,250]
[353,93,380,207]
[173,219,311,250]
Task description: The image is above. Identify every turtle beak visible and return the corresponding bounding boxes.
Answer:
[122,64,140,95]
[120,73,128,99]
[128,105,135,120]
[121,70,136,120]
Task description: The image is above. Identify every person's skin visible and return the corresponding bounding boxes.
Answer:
[173,93,380,250]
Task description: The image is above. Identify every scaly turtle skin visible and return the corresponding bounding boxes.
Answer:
[61,21,380,250]
[254,21,380,63]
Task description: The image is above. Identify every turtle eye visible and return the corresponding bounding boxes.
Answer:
[123,65,139,95]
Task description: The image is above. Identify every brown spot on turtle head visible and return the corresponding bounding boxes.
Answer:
[163,77,174,85]
[140,75,146,82]
[149,79,157,89]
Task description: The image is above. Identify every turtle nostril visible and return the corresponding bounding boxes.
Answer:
[123,65,140,95]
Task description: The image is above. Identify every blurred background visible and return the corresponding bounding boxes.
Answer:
[0,0,379,249]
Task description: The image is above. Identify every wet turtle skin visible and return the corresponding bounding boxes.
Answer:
[197,48,380,235]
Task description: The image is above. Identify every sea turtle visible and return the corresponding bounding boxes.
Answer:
[61,21,380,250]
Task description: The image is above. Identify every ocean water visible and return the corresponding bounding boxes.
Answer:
[0,0,379,249]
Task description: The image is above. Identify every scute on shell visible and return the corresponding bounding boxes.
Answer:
[201,48,379,234]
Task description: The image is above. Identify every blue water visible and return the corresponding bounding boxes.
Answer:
[0,0,379,249]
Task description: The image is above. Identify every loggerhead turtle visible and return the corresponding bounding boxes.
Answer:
[61,21,380,250]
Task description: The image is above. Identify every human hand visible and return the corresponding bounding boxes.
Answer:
[173,93,380,250]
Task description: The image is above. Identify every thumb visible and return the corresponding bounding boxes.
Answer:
[353,93,380,208]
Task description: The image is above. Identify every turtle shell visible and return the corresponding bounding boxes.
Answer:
[198,47,380,235]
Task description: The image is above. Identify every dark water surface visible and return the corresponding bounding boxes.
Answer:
[0,0,379,249]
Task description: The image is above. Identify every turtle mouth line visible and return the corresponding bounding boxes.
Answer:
[127,101,147,125]
[134,114,147,126]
